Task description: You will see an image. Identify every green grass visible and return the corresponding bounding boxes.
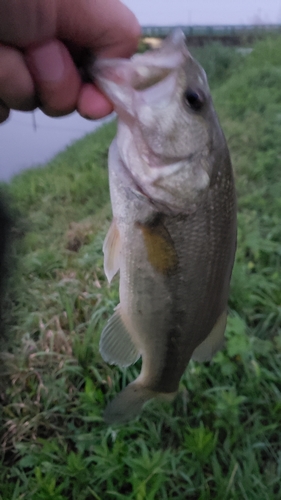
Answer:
[0,36,281,499]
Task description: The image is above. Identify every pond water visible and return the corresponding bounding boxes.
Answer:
[0,110,110,182]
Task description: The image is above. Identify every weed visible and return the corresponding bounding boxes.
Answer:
[1,36,281,499]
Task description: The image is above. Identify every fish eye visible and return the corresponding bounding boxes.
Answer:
[184,88,204,111]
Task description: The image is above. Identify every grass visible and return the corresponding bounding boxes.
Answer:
[0,36,281,499]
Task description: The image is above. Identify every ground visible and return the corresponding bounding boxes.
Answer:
[0,36,281,500]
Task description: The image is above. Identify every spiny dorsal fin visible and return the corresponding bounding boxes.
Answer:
[192,309,227,362]
[103,219,121,283]
[100,306,140,367]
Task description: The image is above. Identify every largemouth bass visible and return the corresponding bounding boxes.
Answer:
[94,29,237,424]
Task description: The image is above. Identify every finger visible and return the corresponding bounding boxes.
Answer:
[0,100,10,124]
[56,0,141,58]
[0,45,36,111]
[0,0,140,57]
[77,84,113,119]
[25,39,81,117]
[0,0,57,46]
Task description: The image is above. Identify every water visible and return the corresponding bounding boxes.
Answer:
[0,110,110,182]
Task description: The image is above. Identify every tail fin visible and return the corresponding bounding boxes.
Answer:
[104,380,157,424]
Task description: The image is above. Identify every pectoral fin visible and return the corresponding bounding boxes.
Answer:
[103,219,121,283]
[192,310,227,362]
[100,305,140,367]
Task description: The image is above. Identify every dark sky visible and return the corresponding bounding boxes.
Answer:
[123,0,280,25]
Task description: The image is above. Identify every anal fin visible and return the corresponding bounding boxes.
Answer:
[192,309,227,362]
[100,306,140,367]
[103,218,121,283]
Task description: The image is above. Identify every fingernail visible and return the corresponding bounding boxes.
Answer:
[30,41,65,82]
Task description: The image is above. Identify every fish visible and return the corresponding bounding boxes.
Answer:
[93,29,237,424]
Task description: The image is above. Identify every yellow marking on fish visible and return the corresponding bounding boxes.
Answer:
[137,221,178,274]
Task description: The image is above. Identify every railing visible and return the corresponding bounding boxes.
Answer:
[141,24,281,38]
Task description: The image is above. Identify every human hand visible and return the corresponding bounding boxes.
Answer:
[0,0,140,123]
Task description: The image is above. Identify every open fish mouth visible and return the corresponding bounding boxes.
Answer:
[94,28,189,84]
[93,28,191,113]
